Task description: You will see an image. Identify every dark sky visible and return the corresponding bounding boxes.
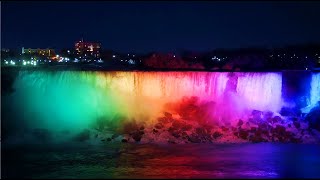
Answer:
[2,1,320,53]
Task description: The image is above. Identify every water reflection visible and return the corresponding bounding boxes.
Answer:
[2,143,320,178]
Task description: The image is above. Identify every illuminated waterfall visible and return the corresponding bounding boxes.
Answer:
[310,73,320,107]
[7,71,319,136]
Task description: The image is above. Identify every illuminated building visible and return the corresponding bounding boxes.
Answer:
[22,47,56,58]
[74,39,101,61]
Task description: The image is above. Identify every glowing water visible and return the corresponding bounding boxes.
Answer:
[6,71,319,138]
[310,73,320,107]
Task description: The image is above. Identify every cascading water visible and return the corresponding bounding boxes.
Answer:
[310,73,320,107]
[3,70,320,144]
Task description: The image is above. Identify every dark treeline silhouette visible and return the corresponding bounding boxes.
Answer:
[1,43,320,71]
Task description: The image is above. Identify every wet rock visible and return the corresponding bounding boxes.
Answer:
[221,126,229,132]
[112,134,119,139]
[152,129,159,134]
[122,121,139,134]
[74,129,90,142]
[248,118,257,124]
[181,124,193,131]
[305,104,320,131]
[250,135,267,143]
[188,134,201,143]
[196,127,206,135]
[172,120,184,129]
[252,110,262,121]
[272,116,282,124]
[231,127,237,132]
[275,125,286,134]
[132,131,144,142]
[237,119,244,127]
[239,129,249,140]
[293,121,301,129]
[250,127,257,133]
[164,112,173,119]
[263,111,274,121]
[155,123,164,129]
[158,117,171,124]
[171,131,181,138]
[212,131,223,139]
[258,122,269,131]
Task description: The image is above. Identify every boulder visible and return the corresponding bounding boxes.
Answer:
[164,112,173,118]
[293,121,301,129]
[158,117,171,124]
[305,104,320,131]
[155,123,164,129]
[131,130,144,142]
[237,119,244,127]
[272,116,282,124]
[239,129,249,140]
[212,131,223,139]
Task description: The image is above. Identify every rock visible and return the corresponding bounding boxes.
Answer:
[252,110,262,119]
[155,123,164,129]
[237,119,244,127]
[212,131,223,139]
[188,134,201,143]
[172,120,184,129]
[140,126,145,130]
[263,111,274,121]
[107,138,112,141]
[250,127,257,133]
[181,124,193,131]
[251,135,267,143]
[221,126,229,132]
[239,129,249,140]
[272,116,282,124]
[164,112,173,118]
[74,129,90,142]
[153,129,159,134]
[171,131,181,138]
[267,118,273,124]
[258,122,269,131]
[112,134,119,139]
[158,117,171,124]
[305,104,320,131]
[293,121,301,129]
[121,139,128,143]
[132,131,144,142]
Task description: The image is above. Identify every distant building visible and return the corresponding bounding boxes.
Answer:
[22,47,56,57]
[1,48,10,52]
[74,39,101,61]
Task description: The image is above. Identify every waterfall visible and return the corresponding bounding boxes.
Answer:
[310,73,320,107]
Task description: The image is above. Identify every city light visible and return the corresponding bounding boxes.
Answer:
[113,55,116,58]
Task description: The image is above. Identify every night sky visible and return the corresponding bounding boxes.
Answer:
[2,1,320,53]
